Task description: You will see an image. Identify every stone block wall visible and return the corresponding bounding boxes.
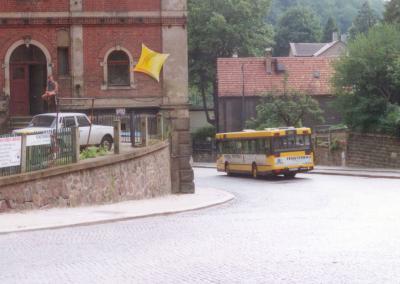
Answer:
[314,132,400,168]
[0,142,171,213]
[346,133,400,168]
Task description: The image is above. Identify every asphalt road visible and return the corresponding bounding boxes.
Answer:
[1,169,400,283]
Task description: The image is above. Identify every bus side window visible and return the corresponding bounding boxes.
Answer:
[241,140,247,154]
[264,139,271,154]
[250,140,256,154]
[256,139,263,154]
[235,141,242,154]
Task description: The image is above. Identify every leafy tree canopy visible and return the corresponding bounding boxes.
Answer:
[267,0,384,33]
[246,91,324,129]
[322,17,340,42]
[333,24,400,135]
[348,1,379,39]
[188,0,274,125]
[274,6,322,56]
[384,0,400,24]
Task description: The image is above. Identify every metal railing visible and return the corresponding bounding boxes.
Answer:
[91,112,170,147]
[0,112,169,177]
[130,113,169,147]
[0,129,76,177]
[25,129,76,172]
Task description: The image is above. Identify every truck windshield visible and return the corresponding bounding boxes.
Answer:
[29,116,56,128]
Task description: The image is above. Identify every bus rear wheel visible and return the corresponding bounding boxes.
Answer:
[284,172,297,179]
[252,164,258,179]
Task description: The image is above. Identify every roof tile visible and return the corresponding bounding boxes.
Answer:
[217,57,335,97]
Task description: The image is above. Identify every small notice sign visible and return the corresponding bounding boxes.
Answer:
[0,136,21,168]
[116,108,126,116]
[26,133,51,147]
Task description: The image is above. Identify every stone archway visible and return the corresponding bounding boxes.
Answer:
[4,40,52,116]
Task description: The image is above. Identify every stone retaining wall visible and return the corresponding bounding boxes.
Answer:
[346,133,400,168]
[314,132,400,168]
[0,142,171,213]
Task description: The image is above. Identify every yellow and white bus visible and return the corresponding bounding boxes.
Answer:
[215,127,314,178]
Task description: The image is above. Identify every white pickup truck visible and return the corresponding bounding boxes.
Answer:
[13,113,114,150]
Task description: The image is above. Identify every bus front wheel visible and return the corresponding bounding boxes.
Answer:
[284,172,297,179]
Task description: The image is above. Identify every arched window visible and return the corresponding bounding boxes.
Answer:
[107,50,130,87]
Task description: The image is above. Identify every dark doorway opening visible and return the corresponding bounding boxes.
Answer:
[10,45,47,116]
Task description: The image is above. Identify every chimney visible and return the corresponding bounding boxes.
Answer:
[232,51,238,58]
[340,34,347,43]
[332,32,338,42]
[265,48,273,74]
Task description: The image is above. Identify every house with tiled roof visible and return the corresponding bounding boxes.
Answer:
[289,34,347,57]
[217,53,341,132]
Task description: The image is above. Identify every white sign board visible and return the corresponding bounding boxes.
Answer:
[0,136,21,168]
[26,133,51,147]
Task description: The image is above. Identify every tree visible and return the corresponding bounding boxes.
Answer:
[348,1,378,39]
[322,16,339,42]
[333,24,400,134]
[274,6,322,56]
[384,0,400,24]
[267,0,384,34]
[188,0,274,127]
[246,86,324,129]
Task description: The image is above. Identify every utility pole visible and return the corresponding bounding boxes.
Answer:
[241,63,245,130]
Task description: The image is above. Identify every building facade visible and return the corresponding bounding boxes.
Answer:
[217,55,342,132]
[0,0,194,193]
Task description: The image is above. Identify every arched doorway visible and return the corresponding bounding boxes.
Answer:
[9,45,47,116]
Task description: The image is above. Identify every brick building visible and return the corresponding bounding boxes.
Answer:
[217,54,341,132]
[0,0,194,193]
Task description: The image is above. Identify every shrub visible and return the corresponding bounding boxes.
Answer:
[192,126,216,141]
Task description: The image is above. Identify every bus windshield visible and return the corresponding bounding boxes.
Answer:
[272,135,311,152]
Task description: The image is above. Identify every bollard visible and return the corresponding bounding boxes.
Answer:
[20,134,27,173]
[113,119,121,154]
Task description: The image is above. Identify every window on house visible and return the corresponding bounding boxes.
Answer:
[107,50,130,86]
[57,47,69,76]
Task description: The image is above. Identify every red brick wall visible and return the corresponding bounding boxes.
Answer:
[0,0,69,12]
[83,25,163,98]
[83,0,160,12]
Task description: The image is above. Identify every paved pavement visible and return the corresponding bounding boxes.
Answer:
[0,188,234,234]
[1,169,400,283]
[193,162,400,179]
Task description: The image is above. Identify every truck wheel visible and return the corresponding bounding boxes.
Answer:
[100,135,113,151]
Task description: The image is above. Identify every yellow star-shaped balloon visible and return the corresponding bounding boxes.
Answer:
[134,44,169,82]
